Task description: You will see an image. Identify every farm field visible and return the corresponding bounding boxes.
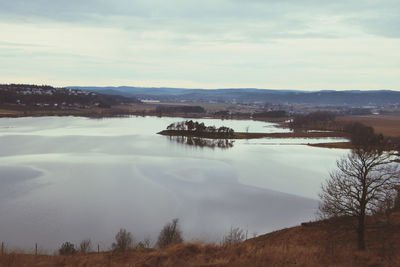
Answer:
[337,115,400,137]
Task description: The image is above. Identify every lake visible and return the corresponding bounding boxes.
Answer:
[0,116,348,252]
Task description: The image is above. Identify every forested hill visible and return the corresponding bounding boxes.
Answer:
[0,84,140,107]
[69,86,400,105]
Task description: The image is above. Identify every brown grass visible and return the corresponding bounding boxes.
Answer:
[308,142,354,149]
[337,115,400,137]
[0,109,23,116]
[2,212,400,267]
[234,131,349,139]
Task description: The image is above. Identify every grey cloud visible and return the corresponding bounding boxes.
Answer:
[1,0,398,39]
[350,15,400,38]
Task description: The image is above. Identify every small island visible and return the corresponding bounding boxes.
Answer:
[158,120,235,139]
[158,120,349,140]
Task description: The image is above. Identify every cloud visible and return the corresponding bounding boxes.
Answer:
[2,0,397,38]
[0,1,399,89]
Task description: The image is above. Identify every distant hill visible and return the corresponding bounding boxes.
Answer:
[69,86,400,106]
[0,84,140,107]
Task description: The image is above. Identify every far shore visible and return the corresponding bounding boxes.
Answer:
[158,129,352,149]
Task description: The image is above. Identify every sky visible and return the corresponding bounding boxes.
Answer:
[0,0,399,90]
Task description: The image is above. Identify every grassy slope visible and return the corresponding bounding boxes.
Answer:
[2,212,399,267]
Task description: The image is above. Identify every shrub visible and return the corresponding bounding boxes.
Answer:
[79,239,92,254]
[59,242,76,255]
[222,227,247,245]
[136,238,151,249]
[156,218,183,248]
[112,228,133,251]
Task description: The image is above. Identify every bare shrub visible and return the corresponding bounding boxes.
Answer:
[79,239,92,254]
[222,227,247,245]
[58,242,76,255]
[112,228,133,251]
[156,218,183,248]
[136,238,152,249]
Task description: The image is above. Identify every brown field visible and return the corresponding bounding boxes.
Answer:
[308,142,354,149]
[1,212,399,267]
[0,109,23,116]
[233,131,349,139]
[337,115,400,137]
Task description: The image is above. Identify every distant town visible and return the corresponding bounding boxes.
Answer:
[1,83,400,118]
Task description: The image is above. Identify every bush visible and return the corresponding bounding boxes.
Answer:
[112,228,133,251]
[222,227,247,245]
[79,239,92,254]
[59,242,76,255]
[156,218,183,248]
[136,238,151,249]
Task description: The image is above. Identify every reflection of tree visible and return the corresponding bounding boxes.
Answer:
[168,136,234,149]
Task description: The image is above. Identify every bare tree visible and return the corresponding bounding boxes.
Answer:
[79,239,92,254]
[136,238,152,249]
[222,227,247,245]
[319,148,399,250]
[112,228,133,251]
[156,218,183,248]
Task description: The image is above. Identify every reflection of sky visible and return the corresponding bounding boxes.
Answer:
[0,116,347,251]
[0,116,289,136]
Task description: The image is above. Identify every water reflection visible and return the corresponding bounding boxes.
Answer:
[168,136,235,149]
[0,116,347,250]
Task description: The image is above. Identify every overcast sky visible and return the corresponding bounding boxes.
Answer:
[0,0,399,90]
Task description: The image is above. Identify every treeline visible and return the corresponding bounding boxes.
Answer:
[56,218,183,255]
[290,111,398,149]
[290,111,336,129]
[156,105,205,114]
[252,110,287,118]
[9,218,248,256]
[166,120,235,138]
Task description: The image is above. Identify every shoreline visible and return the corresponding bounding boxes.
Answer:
[158,130,352,149]
[0,110,352,149]
[158,129,349,140]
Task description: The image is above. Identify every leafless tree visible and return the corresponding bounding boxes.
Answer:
[79,239,92,254]
[319,148,399,250]
[156,218,183,248]
[136,238,152,249]
[112,228,133,251]
[222,227,247,245]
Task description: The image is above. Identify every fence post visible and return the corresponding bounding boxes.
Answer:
[1,242,4,254]
[98,244,100,253]
[35,243,38,255]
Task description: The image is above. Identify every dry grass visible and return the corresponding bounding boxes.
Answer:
[337,115,400,137]
[308,142,354,149]
[0,109,23,116]
[2,212,400,267]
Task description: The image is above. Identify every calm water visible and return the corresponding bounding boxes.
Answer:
[0,116,347,251]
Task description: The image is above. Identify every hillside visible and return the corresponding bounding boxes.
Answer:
[0,84,140,108]
[70,86,400,106]
[2,213,399,267]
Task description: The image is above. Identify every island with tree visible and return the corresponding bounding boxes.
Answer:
[158,119,350,140]
[158,120,235,139]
